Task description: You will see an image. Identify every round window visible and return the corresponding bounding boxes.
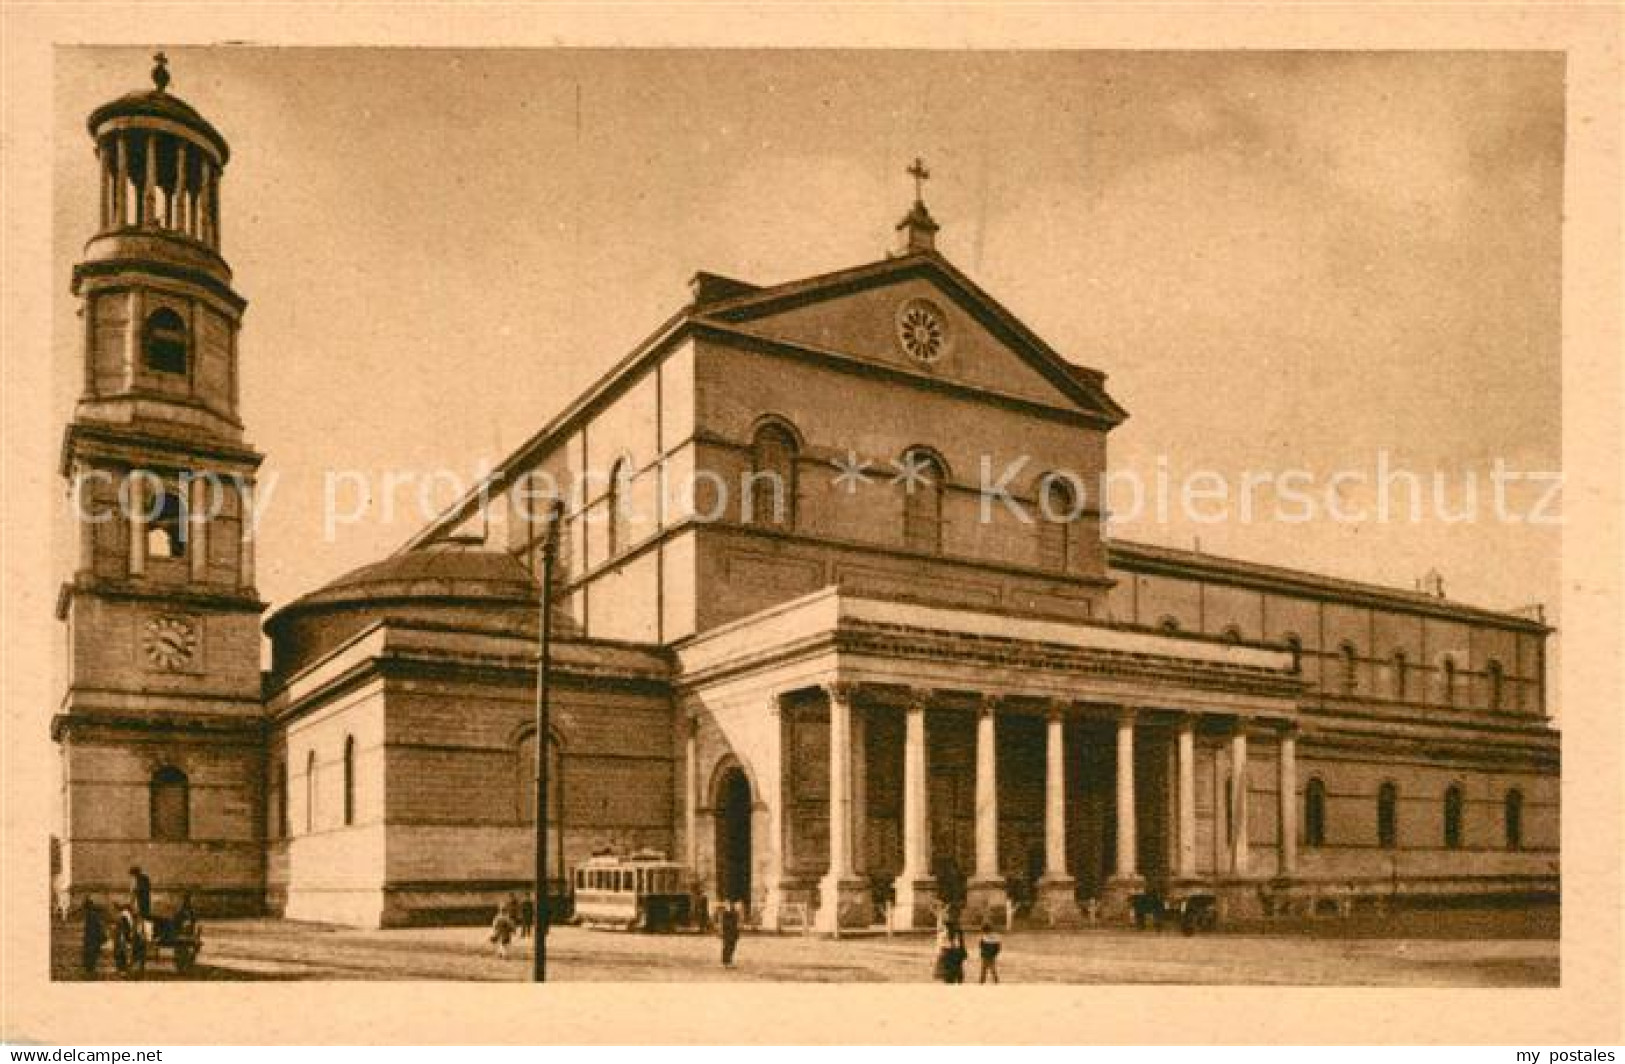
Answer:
[896,298,949,364]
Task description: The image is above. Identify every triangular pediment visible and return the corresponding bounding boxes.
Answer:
[692,253,1126,425]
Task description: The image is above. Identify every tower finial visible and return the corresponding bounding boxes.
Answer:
[151,52,170,92]
[894,156,940,256]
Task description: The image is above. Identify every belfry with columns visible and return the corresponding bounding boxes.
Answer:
[54,61,1558,930]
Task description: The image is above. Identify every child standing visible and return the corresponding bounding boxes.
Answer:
[977,920,1002,984]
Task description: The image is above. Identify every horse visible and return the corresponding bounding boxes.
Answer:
[111,904,148,975]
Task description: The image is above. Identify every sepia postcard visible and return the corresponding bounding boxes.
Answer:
[2,2,1621,1048]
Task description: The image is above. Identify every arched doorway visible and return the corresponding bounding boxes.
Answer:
[715,768,753,905]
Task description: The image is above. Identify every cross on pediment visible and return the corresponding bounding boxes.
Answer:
[907,157,931,202]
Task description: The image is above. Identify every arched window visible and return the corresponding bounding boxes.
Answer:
[1443,784,1464,849]
[516,728,564,829]
[305,750,317,834]
[747,421,798,530]
[1377,781,1399,849]
[1486,659,1506,711]
[1338,642,1358,694]
[342,735,356,827]
[1036,473,1079,572]
[145,481,188,559]
[605,459,628,558]
[1391,650,1409,700]
[144,307,189,375]
[1284,633,1303,672]
[1304,777,1327,847]
[900,447,946,554]
[149,765,189,840]
[1504,789,1524,850]
[1442,657,1458,706]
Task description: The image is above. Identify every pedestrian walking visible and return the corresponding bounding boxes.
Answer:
[490,899,516,958]
[719,901,741,967]
[977,920,1002,984]
[80,898,105,978]
[934,919,967,983]
[518,895,535,940]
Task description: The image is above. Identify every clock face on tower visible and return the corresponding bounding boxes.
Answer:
[143,614,199,672]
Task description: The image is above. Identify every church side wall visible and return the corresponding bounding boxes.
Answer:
[378,670,675,927]
[1105,560,1557,904]
[1107,565,1547,718]
[280,679,388,927]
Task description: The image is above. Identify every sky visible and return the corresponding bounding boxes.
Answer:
[52,48,1563,639]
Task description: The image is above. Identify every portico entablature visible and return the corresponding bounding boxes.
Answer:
[673,585,1304,721]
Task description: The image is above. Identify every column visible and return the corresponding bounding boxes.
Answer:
[966,695,1008,921]
[761,695,788,929]
[127,472,147,577]
[972,697,1000,882]
[817,682,865,933]
[1042,704,1068,879]
[1113,709,1139,882]
[1176,716,1198,880]
[210,167,222,248]
[850,701,868,878]
[893,689,935,929]
[1230,724,1250,876]
[175,141,190,236]
[142,132,158,226]
[99,138,111,230]
[1277,726,1297,879]
[187,474,209,582]
[684,716,699,881]
[112,134,127,227]
[239,478,256,589]
[199,165,215,246]
[1037,702,1080,925]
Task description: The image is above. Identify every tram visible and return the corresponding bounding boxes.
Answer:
[571,850,692,931]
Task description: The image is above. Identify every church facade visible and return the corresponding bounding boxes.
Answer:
[55,65,1559,932]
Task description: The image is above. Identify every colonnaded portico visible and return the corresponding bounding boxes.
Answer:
[678,588,1304,931]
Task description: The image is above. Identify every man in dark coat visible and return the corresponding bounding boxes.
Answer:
[80,898,105,977]
[128,866,152,921]
[719,901,741,967]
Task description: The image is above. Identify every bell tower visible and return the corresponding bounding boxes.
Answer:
[54,55,267,916]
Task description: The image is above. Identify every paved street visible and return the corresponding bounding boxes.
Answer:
[54,906,1558,985]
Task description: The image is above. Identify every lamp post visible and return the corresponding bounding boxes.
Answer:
[532,499,562,983]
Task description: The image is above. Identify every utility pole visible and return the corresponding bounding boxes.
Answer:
[532,499,563,982]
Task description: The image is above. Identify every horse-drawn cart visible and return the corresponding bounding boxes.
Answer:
[1131,890,1220,934]
[113,907,203,975]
